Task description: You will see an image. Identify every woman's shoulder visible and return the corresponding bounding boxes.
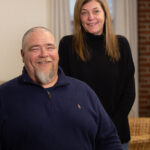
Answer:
[117,35,129,44]
[116,35,133,63]
[60,35,73,43]
[116,35,131,52]
[58,35,75,56]
[59,35,74,50]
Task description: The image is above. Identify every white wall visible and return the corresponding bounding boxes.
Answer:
[0,0,50,81]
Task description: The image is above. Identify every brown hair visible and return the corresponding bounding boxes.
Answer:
[73,0,120,61]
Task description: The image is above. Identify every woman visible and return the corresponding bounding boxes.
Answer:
[58,0,135,150]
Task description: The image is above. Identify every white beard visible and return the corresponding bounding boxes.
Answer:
[35,67,55,84]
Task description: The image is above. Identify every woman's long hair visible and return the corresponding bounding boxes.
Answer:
[73,0,120,62]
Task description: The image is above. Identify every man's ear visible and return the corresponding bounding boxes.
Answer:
[21,49,25,63]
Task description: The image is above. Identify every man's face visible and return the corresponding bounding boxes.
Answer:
[21,29,59,87]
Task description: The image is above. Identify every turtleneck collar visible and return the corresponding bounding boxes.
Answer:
[84,31,105,42]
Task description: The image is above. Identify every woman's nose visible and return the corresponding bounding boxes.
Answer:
[88,12,94,20]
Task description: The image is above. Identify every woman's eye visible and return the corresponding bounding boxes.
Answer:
[81,11,87,15]
[94,10,100,14]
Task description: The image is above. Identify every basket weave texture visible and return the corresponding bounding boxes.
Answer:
[129,117,150,150]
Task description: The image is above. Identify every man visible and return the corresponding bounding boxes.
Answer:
[0,26,123,150]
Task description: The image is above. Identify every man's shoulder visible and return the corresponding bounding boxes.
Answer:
[0,76,20,91]
[65,75,96,94]
[64,75,102,110]
[66,75,87,85]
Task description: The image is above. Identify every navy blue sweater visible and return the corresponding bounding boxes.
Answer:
[0,67,122,150]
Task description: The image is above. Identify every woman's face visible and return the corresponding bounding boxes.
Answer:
[80,0,105,35]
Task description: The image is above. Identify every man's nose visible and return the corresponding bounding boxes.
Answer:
[40,48,48,57]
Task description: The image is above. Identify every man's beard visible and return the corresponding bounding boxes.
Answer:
[34,66,55,85]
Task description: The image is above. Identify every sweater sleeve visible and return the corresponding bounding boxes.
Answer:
[94,94,123,150]
[0,93,4,150]
[58,36,71,76]
[112,36,135,129]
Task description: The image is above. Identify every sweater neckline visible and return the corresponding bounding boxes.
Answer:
[84,32,105,41]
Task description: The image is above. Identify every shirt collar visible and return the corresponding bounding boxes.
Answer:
[19,66,70,88]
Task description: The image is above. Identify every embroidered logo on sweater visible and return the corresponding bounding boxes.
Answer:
[77,104,82,110]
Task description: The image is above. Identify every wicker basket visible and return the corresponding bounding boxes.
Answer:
[129,117,150,150]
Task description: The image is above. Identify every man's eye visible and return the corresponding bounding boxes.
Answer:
[30,47,40,51]
[47,46,55,50]
[32,48,39,51]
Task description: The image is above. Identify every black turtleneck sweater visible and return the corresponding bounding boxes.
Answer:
[58,33,135,143]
